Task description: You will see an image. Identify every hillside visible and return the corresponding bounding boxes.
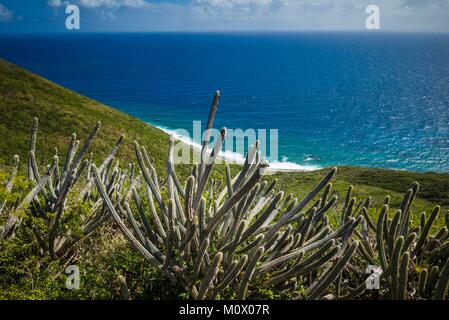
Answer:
[0,59,170,173]
[0,58,448,218]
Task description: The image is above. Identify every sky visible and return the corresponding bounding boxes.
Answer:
[0,0,448,33]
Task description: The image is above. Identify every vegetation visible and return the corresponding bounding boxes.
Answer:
[0,60,448,300]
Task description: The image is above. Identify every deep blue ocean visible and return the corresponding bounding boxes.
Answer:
[1,32,448,172]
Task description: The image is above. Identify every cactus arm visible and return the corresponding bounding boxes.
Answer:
[232,143,258,192]
[28,151,42,187]
[237,246,264,300]
[388,210,402,257]
[311,195,338,224]
[131,187,164,245]
[198,90,220,183]
[418,268,428,297]
[237,234,265,255]
[213,255,248,299]
[5,155,19,192]
[123,202,165,263]
[361,207,377,232]
[356,235,377,265]
[338,281,367,300]
[220,219,246,255]
[196,252,223,300]
[390,236,404,299]
[1,159,57,239]
[133,141,167,215]
[397,252,409,300]
[341,186,353,225]
[116,275,131,300]
[0,155,19,215]
[401,232,417,254]
[269,241,337,286]
[92,164,165,269]
[71,121,101,172]
[194,128,226,211]
[49,169,77,258]
[434,258,449,300]
[264,167,337,243]
[307,241,359,300]
[205,161,267,236]
[193,238,210,280]
[415,206,440,256]
[28,117,38,180]
[59,134,77,186]
[400,182,419,236]
[426,266,440,297]
[255,217,358,276]
[97,134,125,173]
[376,204,389,271]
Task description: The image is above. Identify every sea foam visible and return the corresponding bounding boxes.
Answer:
[152,123,320,173]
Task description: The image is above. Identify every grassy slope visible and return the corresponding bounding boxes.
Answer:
[1,59,448,226]
[0,59,170,173]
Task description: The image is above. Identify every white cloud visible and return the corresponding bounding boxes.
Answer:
[78,0,151,8]
[193,0,286,11]
[188,0,449,31]
[195,0,275,7]
[0,3,12,22]
[47,0,70,8]
[42,0,449,31]
[192,0,286,21]
[47,0,150,9]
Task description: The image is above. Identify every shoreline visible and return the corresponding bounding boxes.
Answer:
[150,123,322,173]
[149,123,449,176]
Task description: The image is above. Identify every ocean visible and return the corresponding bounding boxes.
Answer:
[1,32,448,172]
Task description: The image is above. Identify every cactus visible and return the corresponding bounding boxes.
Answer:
[116,275,131,300]
[434,258,449,300]
[1,91,447,300]
[0,155,19,216]
[353,181,449,300]
[417,259,449,300]
[89,92,368,300]
[307,241,359,300]
[0,118,127,260]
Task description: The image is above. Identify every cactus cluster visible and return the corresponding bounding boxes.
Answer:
[0,91,448,300]
[0,118,126,259]
[90,92,448,300]
[352,183,449,300]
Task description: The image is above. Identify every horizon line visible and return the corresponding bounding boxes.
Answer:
[1,29,449,35]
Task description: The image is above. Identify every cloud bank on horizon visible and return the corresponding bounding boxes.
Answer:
[0,0,448,32]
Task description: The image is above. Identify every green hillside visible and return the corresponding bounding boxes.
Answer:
[0,59,170,173]
[0,58,448,218]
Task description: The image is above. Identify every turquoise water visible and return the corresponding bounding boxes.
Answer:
[1,32,448,172]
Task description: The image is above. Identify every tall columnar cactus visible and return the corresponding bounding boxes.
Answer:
[0,155,20,217]
[1,91,447,300]
[93,91,365,300]
[353,181,449,300]
[0,117,127,260]
[116,275,131,300]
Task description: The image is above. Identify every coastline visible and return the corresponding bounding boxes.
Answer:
[151,122,322,173]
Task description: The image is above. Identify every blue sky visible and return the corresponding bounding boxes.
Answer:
[0,0,449,33]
